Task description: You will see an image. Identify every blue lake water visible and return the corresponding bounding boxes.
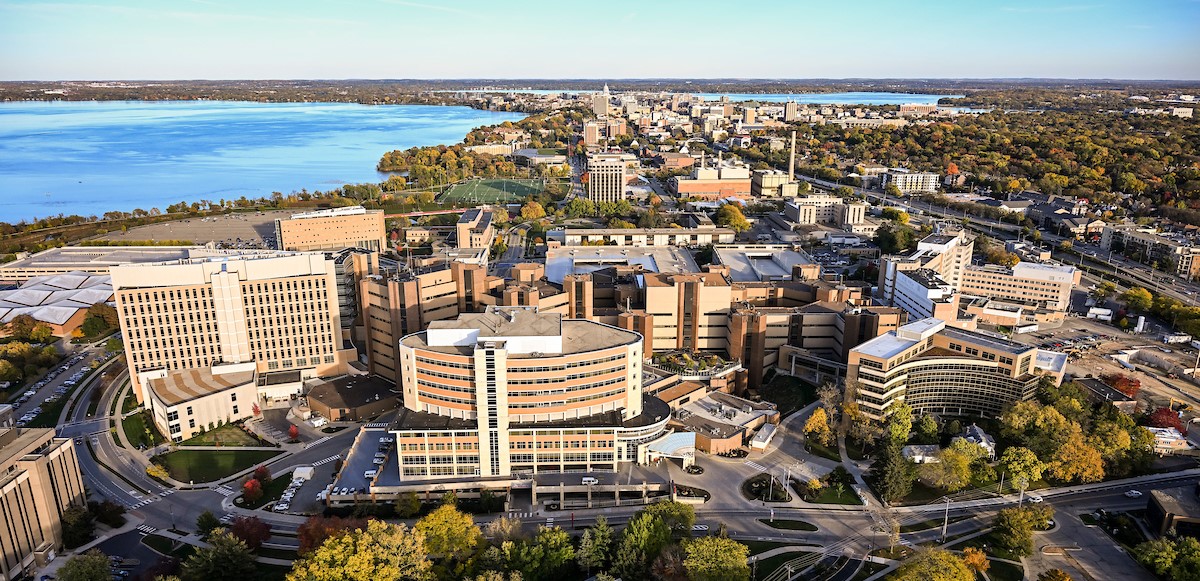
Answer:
[0,101,525,222]
[447,89,960,105]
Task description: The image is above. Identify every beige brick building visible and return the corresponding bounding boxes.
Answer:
[274,206,386,252]
[112,252,355,404]
[0,428,86,581]
[960,262,1080,311]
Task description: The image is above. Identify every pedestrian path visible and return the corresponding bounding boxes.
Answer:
[215,484,237,496]
[135,524,158,535]
[745,460,768,472]
[507,511,535,519]
[313,454,340,467]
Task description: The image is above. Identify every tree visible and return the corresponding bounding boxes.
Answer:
[6,314,36,340]
[961,547,990,576]
[921,440,977,492]
[999,400,1079,458]
[1048,432,1104,483]
[182,530,258,581]
[613,511,671,580]
[713,203,750,232]
[532,526,574,579]
[650,545,686,581]
[870,442,917,504]
[1135,538,1178,577]
[58,550,112,581]
[999,447,1045,490]
[105,337,123,354]
[1120,287,1153,313]
[287,520,432,581]
[520,201,546,221]
[396,491,422,518]
[297,516,369,555]
[196,510,221,540]
[994,505,1054,558]
[915,414,939,444]
[415,503,483,562]
[890,548,972,581]
[1037,570,1075,581]
[242,478,263,503]
[1171,537,1200,581]
[253,465,272,486]
[803,407,834,447]
[885,402,913,444]
[1148,407,1185,431]
[484,516,525,545]
[147,463,170,481]
[1093,281,1117,300]
[61,505,95,548]
[229,516,271,551]
[30,322,53,343]
[641,501,696,532]
[577,516,613,574]
[682,536,750,581]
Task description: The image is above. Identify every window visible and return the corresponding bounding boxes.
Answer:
[230,393,237,402]
[167,411,179,422]
[189,419,196,429]
[186,406,193,416]
[232,405,239,415]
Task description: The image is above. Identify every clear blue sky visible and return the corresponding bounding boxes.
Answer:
[1,0,1198,80]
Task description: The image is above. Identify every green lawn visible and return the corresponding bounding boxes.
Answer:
[851,561,888,581]
[141,534,196,560]
[810,487,863,506]
[742,473,792,503]
[179,423,270,447]
[895,480,951,505]
[439,178,544,204]
[122,410,166,448]
[759,518,818,531]
[756,374,816,417]
[805,441,842,462]
[957,531,1020,561]
[121,389,140,414]
[753,551,816,581]
[153,449,282,483]
[986,560,1024,581]
[845,438,871,461]
[899,515,971,533]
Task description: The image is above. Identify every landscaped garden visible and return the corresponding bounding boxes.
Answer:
[122,409,166,448]
[742,472,792,502]
[755,373,816,417]
[650,350,739,376]
[151,449,282,483]
[179,422,271,447]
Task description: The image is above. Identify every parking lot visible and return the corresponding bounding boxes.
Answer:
[97,210,292,248]
[11,348,103,427]
[329,429,392,502]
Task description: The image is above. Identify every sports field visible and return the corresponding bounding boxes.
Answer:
[439,178,545,204]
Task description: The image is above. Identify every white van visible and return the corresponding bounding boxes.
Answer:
[364,469,378,479]
[581,477,599,485]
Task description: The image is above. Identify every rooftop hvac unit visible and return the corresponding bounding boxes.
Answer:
[742,405,752,413]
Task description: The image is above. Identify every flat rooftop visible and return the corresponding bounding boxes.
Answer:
[404,317,639,356]
[307,375,398,410]
[1150,486,1200,517]
[544,246,699,285]
[148,367,255,406]
[712,244,813,282]
[428,308,563,338]
[0,246,205,279]
[942,326,1033,356]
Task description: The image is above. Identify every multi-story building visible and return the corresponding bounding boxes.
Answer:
[784,195,869,231]
[784,101,798,122]
[668,161,752,200]
[391,307,668,479]
[878,231,974,307]
[960,262,1080,311]
[144,364,259,441]
[455,208,496,251]
[552,228,736,247]
[1101,224,1200,280]
[882,170,940,194]
[751,170,800,198]
[847,318,1057,419]
[586,153,630,203]
[112,252,355,404]
[0,428,86,581]
[592,87,609,117]
[274,206,387,252]
[891,268,959,321]
[583,121,602,147]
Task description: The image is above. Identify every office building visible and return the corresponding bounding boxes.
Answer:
[846,318,1059,419]
[751,170,800,198]
[455,208,496,251]
[586,153,630,203]
[960,262,1080,311]
[112,252,355,404]
[274,206,387,252]
[1148,484,1200,538]
[583,121,602,147]
[882,170,940,194]
[0,428,86,581]
[592,87,609,116]
[391,307,669,479]
[552,228,736,248]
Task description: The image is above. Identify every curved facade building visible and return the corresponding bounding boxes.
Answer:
[847,318,1053,420]
[391,307,669,480]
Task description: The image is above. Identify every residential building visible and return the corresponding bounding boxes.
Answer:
[783,101,798,122]
[901,445,941,463]
[586,153,630,203]
[1101,224,1200,280]
[882,170,940,194]
[0,428,86,581]
[112,252,356,404]
[592,88,609,116]
[274,206,387,252]
[953,424,997,460]
[1148,427,1195,456]
[583,121,602,147]
[846,318,1058,419]
[391,307,669,480]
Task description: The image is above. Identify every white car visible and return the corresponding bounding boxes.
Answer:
[378,436,394,443]
[1124,490,1143,498]
[1028,495,1044,503]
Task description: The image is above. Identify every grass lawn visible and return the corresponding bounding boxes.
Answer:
[742,473,792,503]
[900,515,972,533]
[986,560,1024,581]
[957,531,1019,561]
[895,480,950,505]
[153,449,282,483]
[1079,513,1100,526]
[759,518,818,531]
[753,551,816,581]
[870,546,912,560]
[179,423,270,447]
[238,475,293,509]
[845,438,871,462]
[756,374,816,417]
[743,540,799,555]
[141,534,196,560]
[439,178,544,204]
[805,441,842,462]
[851,561,888,581]
[121,388,140,414]
[810,487,863,506]
[122,410,166,448]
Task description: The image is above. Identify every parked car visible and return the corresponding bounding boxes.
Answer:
[1124,490,1143,498]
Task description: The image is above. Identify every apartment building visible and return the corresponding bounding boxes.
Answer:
[391,307,668,480]
[274,206,387,252]
[112,252,355,404]
[1101,224,1200,280]
[882,170,940,194]
[960,262,1080,311]
[846,318,1054,419]
[586,153,630,203]
[0,428,86,581]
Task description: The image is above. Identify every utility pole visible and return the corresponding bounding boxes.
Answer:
[940,496,951,543]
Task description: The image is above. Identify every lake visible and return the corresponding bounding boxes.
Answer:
[446,89,961,105]
[0,101,525,222]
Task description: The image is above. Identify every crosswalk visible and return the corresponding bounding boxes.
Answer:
[313,454,340,467]
[744,460,768,472]
[215,484,237,496]
[507,511,535,519]
[129,488,174,509]
[136,525,157,535]
[365,422,388,428]
[308,435,332,447]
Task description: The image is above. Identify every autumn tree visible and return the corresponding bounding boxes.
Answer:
[1037,569,1075,581]
[520,201,546,221]
[890,548,973,581]
[297,516,369,555]
[1120,287,1153,313]
[682,536,750,581]
[252,465,272,485]
[1101,373,1141,398]
[961,547,990,577]
[229,515,271,551]
[994,505,1054,558]
[181,530,258,581]
[415,503,484,564]
[1148,407,1184,431]
[713,203,750,232]
[58,550,112,581]
[803,407,834,446]
[921,439,983,492]
[242,478,263,503]
[999,447,1045,491]
[1048,432,1105,483]
[1135,538,1178,578]
[287,520,433,581]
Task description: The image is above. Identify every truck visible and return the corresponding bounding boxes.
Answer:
[1163,333,1193,344]
[1015,324,1039,334]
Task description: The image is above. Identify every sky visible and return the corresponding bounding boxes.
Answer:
[1,0,1198,81]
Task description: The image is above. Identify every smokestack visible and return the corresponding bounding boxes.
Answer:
[789,130,796,181]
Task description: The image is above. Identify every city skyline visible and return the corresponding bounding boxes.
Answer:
[0,0,1198,81]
